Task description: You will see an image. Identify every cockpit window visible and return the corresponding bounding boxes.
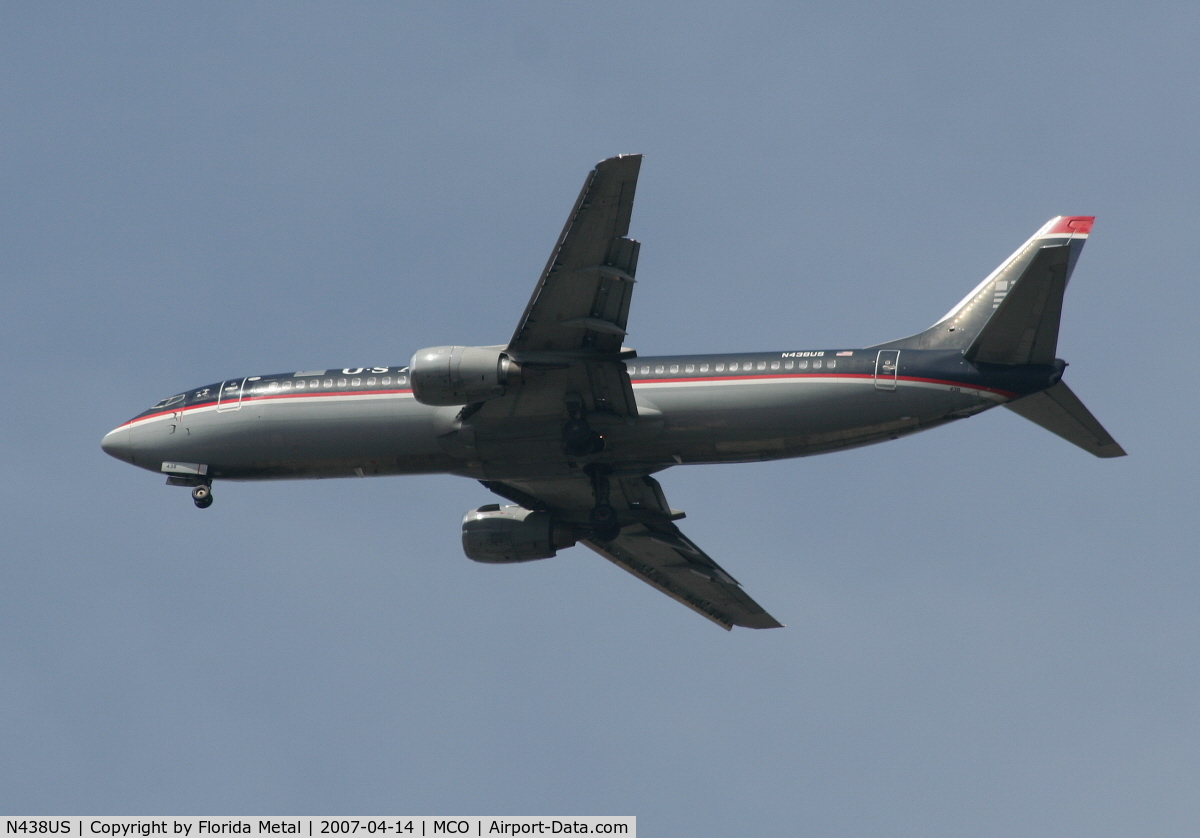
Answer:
[152,394,185,410]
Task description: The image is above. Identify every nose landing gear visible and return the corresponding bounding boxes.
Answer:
[191,484,213,509]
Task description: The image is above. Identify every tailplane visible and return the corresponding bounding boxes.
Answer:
[1005,381,1126,458]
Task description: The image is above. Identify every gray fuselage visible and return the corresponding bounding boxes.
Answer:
[101,348,1059,484]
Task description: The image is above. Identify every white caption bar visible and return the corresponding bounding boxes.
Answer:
[3,819,634,838]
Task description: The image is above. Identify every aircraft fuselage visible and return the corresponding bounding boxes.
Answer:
[101,348,1061,484]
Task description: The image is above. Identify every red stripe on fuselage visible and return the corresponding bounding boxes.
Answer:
[120,374,1014,429]
[120,388,415,428]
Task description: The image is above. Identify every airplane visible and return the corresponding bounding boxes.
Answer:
[101,154,1124,630]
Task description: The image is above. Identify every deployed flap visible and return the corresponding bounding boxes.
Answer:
[508,154,642,356]
[1004,381,1126,458]
[582,523,784,630]
[483,473,782,630]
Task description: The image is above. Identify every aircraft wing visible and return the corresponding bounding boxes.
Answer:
[509,154,641,356]
[482,474,784,630]
[476,155,643,422]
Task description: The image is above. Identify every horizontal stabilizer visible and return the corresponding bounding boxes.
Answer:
[1004,381,1126,458]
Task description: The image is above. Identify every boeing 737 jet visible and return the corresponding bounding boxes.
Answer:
[102,155,1124,630]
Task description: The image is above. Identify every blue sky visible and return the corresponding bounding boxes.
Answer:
[2,3,1197,834]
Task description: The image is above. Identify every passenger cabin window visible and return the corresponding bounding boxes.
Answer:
[398,375,408,385]
[685,364,694,373]
[757,361,766,371]
[324,379,333,387]
[367,377,376,385]
[352,378,361,386]
[338,378,347,386]
[640,366,649,375]
[382,376,391,385]
[799,360,808,369]
[784,360,794,370]
[655,365,664,374]
[813,360,822,369]
[827,360,836,369]
[700,364,709,372]
[715,363,725,372]
[770,361,780,370]
[670,365,679,374]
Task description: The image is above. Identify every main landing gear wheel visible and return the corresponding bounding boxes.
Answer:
[191,484,213,509]
[589,504,620,542]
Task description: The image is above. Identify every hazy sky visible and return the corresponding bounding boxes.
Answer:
[2,3,1198,834]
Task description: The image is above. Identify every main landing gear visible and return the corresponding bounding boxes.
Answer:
[585,464,620,542]
[191,484,213,509]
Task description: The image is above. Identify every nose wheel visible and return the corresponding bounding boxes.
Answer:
[191,484,213,509]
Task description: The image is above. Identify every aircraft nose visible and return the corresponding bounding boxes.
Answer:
[101,426,133,463]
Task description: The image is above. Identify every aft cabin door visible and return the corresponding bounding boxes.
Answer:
[874,350,899,391]
[216,378,247,411]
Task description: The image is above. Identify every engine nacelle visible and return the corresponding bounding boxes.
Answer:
[409,345,518,406]
[461,504,577,563]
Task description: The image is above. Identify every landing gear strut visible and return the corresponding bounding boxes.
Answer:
[191,484,213,509]
[585,464,620,542]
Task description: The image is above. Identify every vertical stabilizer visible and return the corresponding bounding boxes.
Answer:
[873,216,1093,359]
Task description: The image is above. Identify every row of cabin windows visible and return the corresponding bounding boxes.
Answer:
[257,375,409,394]
[630,359,836,376]
[162,358,847,409]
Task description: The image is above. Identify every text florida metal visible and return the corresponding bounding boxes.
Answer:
[102,155,1123,630]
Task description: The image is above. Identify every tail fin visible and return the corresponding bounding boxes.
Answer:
[873,216,1094,361]
[1005,381,1126,458]
[873,216,1125,458]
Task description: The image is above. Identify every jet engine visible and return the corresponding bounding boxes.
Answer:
[461,504,577,563]
[409,345,519,406]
